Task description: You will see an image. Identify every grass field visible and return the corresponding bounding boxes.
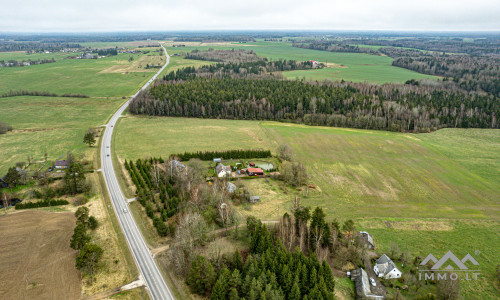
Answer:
[0,96,124,175]
[0,52,158,97]
[164,41,438,83]
[113,116,500,298]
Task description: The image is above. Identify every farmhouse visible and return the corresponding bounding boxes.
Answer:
[359,231,375,249]
[216,163,232,177]
[55,160,70,169]
[374,254,402,279]
[246,167,264,176]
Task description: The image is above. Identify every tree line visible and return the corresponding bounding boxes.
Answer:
[0,58,56,67]
[162,59,318,81]
[186,49,262,63]
[0,90,89,98]
[0,41,82,52]
[131,77,499,132]
[15,199,69,209]
[173,149,271,161]
[70,206,102,284]
[293,39,500,97]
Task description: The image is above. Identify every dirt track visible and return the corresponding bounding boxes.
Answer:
[0,210,81,300]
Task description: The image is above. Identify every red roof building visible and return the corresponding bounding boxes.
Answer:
[246,168,264,176]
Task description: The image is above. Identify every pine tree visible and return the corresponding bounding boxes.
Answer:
[320,261,335,292]
[289,280,301,300]
[186,255,216,296]
[233,250,243,271]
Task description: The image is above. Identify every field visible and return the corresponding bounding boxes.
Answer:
[114,116,274,160]
[163,41,438,83]
[0,96,124,175]
[0,211,81,300]
[0,51,159,97]
[113,116,500,298]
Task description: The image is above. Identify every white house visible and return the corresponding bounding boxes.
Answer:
[216,163,232,178]
[373,254,402,279]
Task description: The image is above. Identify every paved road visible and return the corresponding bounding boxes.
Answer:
[100,44,174,300]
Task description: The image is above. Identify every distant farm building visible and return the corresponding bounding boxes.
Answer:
[359,231,375,249]
[55,160,70,169]
[249,196,260,203]
[374,254,402,279]
[216,163,232,177]
[246,168,264,176]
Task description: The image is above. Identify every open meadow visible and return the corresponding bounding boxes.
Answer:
[0,96,124,175]
[164,41,438,83]
[0,50,162,97]
[113,116,500,298]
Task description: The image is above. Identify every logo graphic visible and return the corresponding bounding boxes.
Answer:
[420,250,479,270]
[418,250,480,281]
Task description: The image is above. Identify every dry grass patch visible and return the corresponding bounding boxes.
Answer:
[99,55,166,74]
[80,174,133,295]
[0,211,81,300]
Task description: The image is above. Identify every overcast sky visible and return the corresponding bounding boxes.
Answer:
[1,0,499,32]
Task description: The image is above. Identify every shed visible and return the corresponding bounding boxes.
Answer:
[246,168,264,176]
[249,196,260,203]
[213,158,222,163]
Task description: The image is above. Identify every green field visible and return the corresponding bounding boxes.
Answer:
[113,116,500,298]
[0,96,124,174]
[0,51,159,97]
[164,41,438,83]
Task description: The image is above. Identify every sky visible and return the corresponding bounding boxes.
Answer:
[1,0,499,32]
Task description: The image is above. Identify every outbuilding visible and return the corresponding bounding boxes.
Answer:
[246,167,264,176]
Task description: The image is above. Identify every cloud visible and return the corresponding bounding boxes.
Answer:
[1,0,499,32]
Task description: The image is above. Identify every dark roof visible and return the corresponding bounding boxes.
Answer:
[55,160,69,166]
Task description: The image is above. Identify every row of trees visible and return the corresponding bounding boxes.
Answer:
[0,89,89,98]
[15,199,68,209]
[0,58,56,67]
[186,49,262,63]
[131,77,499,132]
[70,207,102,284]
[0,41,82,52]
[162,59,319,81]
[173,149,271,161]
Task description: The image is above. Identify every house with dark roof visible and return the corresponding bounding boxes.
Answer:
[374,254,402,279]
[55,160,70,169]
[350,268,386,299]
[216,163,232,177]
[359,231,375,249]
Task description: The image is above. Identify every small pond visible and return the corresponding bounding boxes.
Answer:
[253,161,274,171]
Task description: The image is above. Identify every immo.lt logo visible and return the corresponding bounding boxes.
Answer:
[418,250,480,281]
